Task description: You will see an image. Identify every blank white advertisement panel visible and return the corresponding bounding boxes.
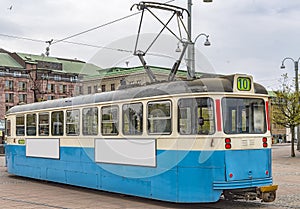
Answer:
[95,139,156,167]
[26,138,60,159]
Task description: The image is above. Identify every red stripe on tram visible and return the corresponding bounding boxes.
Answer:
[215,99,222,132]
[266,101,271,131]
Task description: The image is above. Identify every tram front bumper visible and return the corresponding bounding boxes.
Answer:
[257,184,278,202]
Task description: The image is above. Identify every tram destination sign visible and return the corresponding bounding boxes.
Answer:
[237,77,251,91]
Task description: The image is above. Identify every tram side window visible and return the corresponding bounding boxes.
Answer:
[39,113,49,136]
[26,114,36,136]
[16,115,25,136]
[123,103,143,135]
[82,107,98,135]
[101,106,119,135]
[147,101,171,134]
[178,98,215,135]
[6,120,11,137]
[51,111,64,136]
[66,109,80,135]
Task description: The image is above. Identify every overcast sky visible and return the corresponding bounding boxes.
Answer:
[1,0,300,90]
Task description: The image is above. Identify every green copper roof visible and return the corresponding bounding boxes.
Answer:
[82,66,193,81]
[59,60,101,76]
[17,53,61,64]
[16,53,102,75]
[0,53,23,68]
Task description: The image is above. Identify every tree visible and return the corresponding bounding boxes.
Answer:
[272,74,300,157]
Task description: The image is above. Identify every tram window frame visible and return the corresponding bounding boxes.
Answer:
[82,107,98,136]
[39,113,49,136]
[178,97,215,135]
[66,109,80,136]
[222,98,267,134]
[6,119,11,137]
[16,115,25,136]
[101,106,119,136]
[147,100,172,135]
[122,103,143,135]
[51,111,64,136]
[26,113,37,136]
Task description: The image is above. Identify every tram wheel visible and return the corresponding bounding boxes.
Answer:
[262,191,276,202]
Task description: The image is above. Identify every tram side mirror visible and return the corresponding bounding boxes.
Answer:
[198,117,204,126]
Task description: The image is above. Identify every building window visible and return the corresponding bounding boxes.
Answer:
[87,86,92,94]
[111,84,115,91]
[18,81,27,91]
[47,84,55,93]
[14,71,21,77]
[101,85,106,92]
[94,85,98,93]
[54,75,62,81]
[5,80,14,91]
[47,95,55,100]
[19,94,27,104]
[79,86,83,95]
[59,85,63,93]
[5,93,14,103]
[63,85,67,93]
[5,105,13,112]
[59,85,67,94]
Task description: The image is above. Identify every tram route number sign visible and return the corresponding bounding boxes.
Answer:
[237,77,251,91]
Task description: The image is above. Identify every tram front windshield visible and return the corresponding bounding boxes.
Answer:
[222,98,266,134]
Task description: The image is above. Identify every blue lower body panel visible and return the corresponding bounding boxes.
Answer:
[5,145,273,203]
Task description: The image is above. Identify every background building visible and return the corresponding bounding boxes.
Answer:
[0,48,101,132]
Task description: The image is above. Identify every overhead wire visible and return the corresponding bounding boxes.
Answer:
[0,33,45,43]
[52,0,175,45]
[0,0,176,55]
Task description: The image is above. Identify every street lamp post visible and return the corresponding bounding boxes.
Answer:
[186,0,212,79]
[281,57,300,150]
[190,33,210,78]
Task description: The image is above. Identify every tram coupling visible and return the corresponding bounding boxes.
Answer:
[223,185,278,202]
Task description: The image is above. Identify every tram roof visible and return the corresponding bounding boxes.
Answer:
[6,74,268,114]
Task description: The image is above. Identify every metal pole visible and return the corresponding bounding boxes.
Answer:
[186,0,194,79]
[295,61,299,93]
[294,58,300,150]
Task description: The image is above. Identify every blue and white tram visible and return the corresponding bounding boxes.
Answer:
[5,74,277,203]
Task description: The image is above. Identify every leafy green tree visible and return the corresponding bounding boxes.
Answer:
[272,74,300,157]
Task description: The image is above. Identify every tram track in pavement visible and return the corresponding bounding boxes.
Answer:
[0,196,70,209]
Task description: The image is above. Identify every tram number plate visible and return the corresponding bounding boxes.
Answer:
[237,77,251,91]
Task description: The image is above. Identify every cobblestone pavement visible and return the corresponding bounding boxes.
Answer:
[0,144,299,209]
